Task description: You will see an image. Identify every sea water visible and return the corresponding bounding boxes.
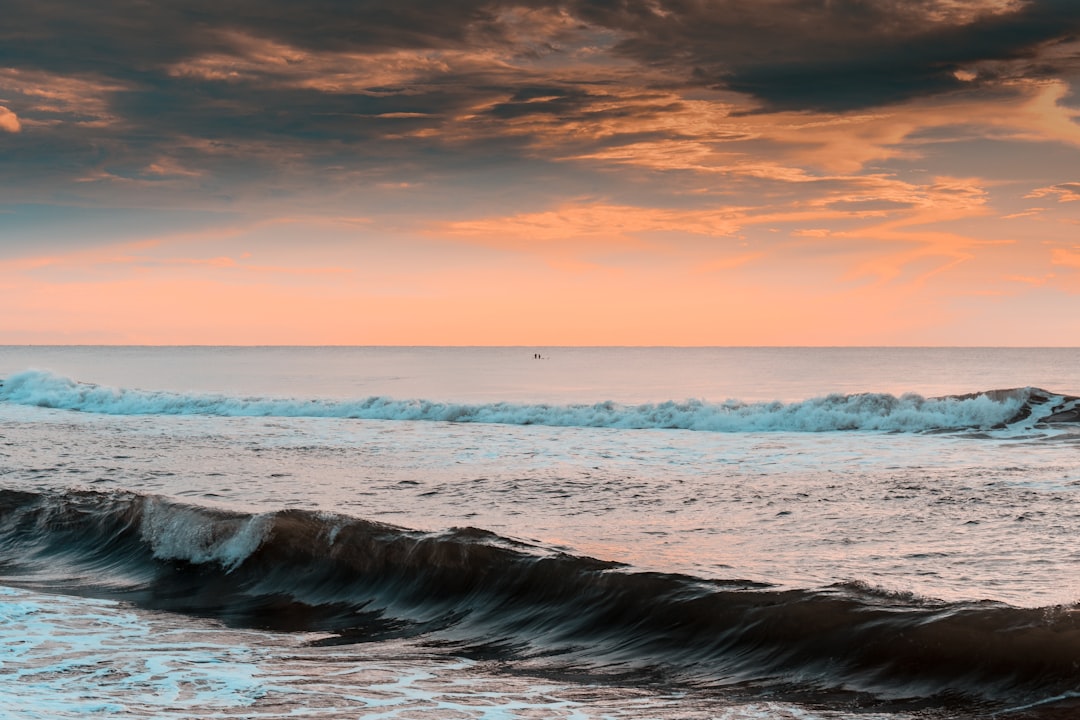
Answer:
[1,346,1079,719]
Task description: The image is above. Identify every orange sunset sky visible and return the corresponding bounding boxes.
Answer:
[1,0,1079,345]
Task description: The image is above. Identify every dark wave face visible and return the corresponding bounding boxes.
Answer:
[1,488,1078,714]
[2,370,1080,433]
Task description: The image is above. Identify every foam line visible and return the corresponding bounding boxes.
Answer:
[2,370,1076,433]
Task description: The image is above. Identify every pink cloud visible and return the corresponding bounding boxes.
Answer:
[0,106,20,133]
[1051,248,1080,268]
[1026,183,1080,203]
[0,68,125,128]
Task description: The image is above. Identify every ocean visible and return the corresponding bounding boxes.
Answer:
[1,346,1078,719]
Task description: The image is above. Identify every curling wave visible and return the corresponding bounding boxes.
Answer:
[1,487,1079,711]
[1,370,1078,433]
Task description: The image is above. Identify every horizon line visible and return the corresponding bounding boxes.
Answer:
[3,344,1079,350]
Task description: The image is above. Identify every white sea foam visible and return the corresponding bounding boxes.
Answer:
[0,586,911,720]
[0,586,268,719]
[0,369,1033,432]
[139,498,270,571]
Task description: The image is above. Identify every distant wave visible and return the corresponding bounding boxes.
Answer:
[1,487,1079,712]
[1,369,1078,433]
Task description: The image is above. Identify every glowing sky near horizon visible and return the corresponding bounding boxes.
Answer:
[1,0,1079,344]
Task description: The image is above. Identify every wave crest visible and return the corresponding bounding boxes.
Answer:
[2,488,1080,711]
[3,370,1076,433]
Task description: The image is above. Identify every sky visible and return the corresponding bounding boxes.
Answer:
[1,0,1079,345]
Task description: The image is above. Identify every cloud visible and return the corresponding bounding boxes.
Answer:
[2,1,1076,136]
[563,0,1080,109]
[0,0,1078,234]
[432,170,994,280]
[0,68,126,128]
[1027,182,1080,202]
[0,106,19,132]
[1051,247,1080,268]
[439,201,746,245]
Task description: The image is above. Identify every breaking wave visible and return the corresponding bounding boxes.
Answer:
[0,488,1078,712]
[1,370,1078,433]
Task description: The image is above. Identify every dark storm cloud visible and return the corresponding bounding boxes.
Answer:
[0,1,497,67]
[4,0,1078,108]
[1,0,1079,195]
[0,0,527,173]
[567,0,1080,110]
